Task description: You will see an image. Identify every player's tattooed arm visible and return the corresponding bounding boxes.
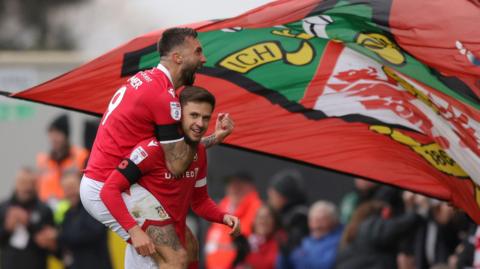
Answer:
[161,141,195,177]
[201,113,234,148]
[201,134,217,148]
[146,225,181,251]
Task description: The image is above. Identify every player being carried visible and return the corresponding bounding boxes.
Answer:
[100,86,240,269]
[80,27,232,265]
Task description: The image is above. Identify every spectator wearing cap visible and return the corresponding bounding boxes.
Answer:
[36,114,89,209]
[266,169,309,269]
[205,172,262,269]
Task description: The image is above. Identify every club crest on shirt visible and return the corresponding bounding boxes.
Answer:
[130,146,148,165]
[156,205,170,220]
[170,102,181,121]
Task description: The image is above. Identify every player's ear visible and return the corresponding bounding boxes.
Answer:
[173,52,183,64]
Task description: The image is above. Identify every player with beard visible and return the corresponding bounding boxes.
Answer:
[100,86,240,269]
[80,28,233,259]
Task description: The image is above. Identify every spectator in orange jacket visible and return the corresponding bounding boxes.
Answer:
[36,114,88,209]
[205,172,262,269]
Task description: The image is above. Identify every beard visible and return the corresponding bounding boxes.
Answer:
[181,63,198,86]
[184,132,200,146]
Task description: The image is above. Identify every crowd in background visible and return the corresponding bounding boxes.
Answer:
[2,0,479,268]
[1,114,479,269]
[204,173,479,269]
[0,114,110,269]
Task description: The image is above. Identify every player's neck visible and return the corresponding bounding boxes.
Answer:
[160,60,182,89]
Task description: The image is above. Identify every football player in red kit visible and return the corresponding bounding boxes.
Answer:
[100,86,240,269]
[80,27,232,259]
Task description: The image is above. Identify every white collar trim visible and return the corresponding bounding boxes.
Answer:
[156,63,173,85]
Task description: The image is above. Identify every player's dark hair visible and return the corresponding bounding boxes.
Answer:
[158,28,198,56]
[180,86,215,110]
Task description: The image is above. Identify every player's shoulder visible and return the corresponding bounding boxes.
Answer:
[135,138,162,153]
[139,68,177,100]
[147,67,172,89]
[129,138,162,164]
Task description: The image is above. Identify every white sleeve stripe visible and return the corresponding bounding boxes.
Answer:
[195,177,207,188]
[160,137,184,144]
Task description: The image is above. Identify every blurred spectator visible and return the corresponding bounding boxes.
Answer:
[401,194,472,269]
[0,167,55,269]
[36,114,89,208]
[83,119,99,152]
[267,169,309,269]
[232,204,281,269]
[82,118,100,165]
[474,226,480,269]
[429,264,450,269]
[278,200,343,269]
[53,171,112,269]
[339,178,378,224]
[339,178,404,224]
[336,194,424,269]
[205,172,262,269]
[448,221,476,269]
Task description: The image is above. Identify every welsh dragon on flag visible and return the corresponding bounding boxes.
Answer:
[3,0,480,221]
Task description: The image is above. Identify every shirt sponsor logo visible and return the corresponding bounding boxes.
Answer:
[170,102,181,121]
[164,167,199,180]
[130,146,148,165]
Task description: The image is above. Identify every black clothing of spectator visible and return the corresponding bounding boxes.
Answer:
[57,202,112,269]
[0,194,54,269]
[336,206,421,269]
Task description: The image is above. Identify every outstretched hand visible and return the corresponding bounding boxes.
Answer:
[214,113,234,143]
[223,214,241,237]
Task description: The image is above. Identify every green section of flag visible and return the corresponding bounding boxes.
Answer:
[199,27,326,102]
[286,0,480,109]
[132,1,480,109]
[139,51,160,70]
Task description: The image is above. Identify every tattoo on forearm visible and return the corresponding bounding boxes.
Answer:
[201,134,217,148]
[146,225,181,251]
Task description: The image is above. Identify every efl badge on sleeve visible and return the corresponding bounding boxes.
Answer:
[170,102,181,121]
[130,146,148,165]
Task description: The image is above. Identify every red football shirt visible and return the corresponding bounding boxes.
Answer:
[100,138,225,232]
[85,64,183,181]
